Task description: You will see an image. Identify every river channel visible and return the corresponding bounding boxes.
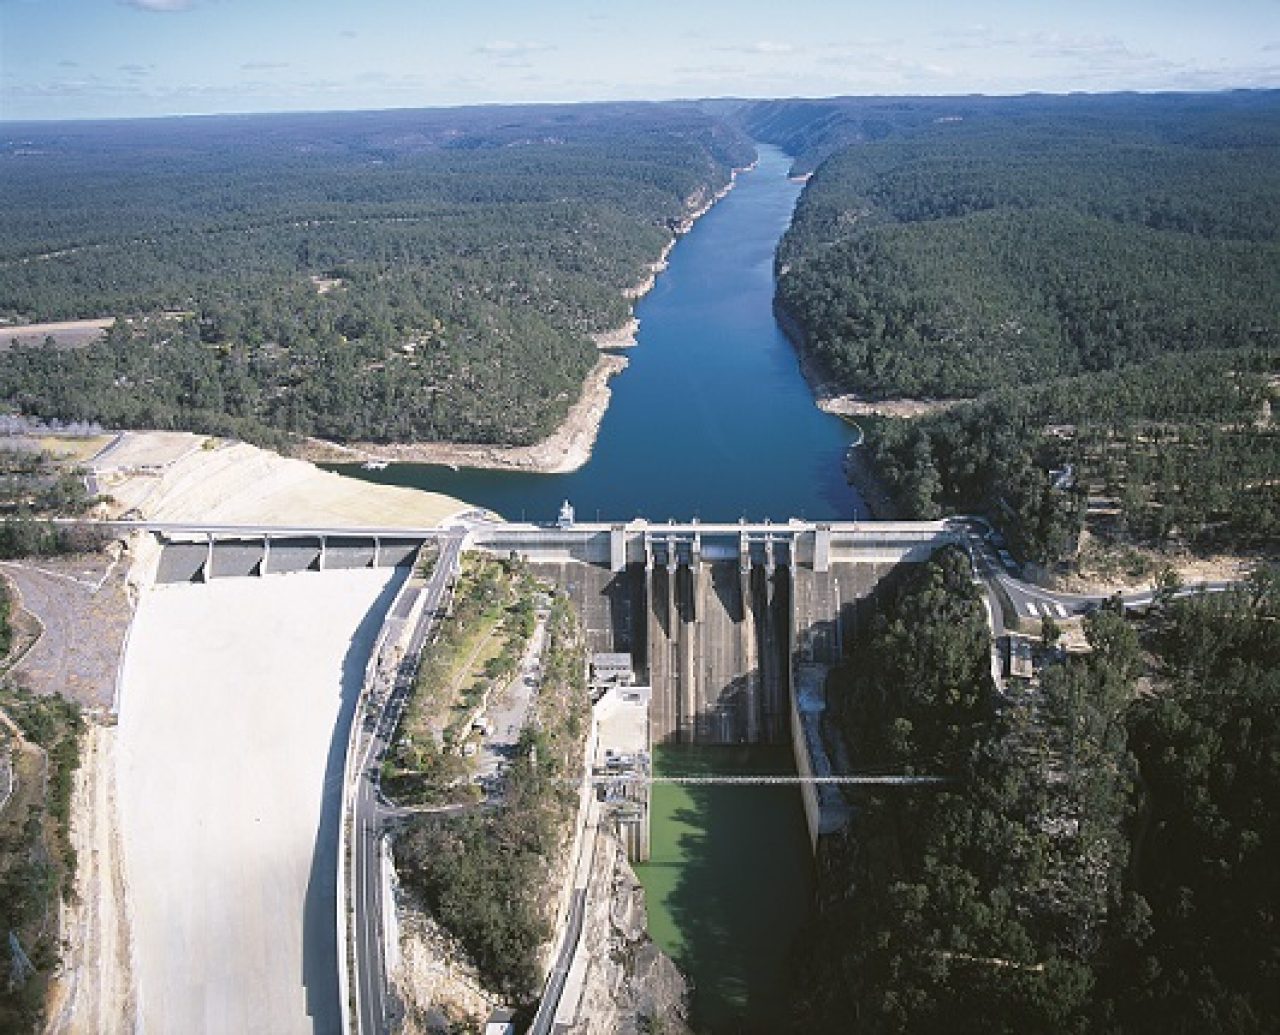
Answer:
[347,145,862,1030]
[348,145,863,524]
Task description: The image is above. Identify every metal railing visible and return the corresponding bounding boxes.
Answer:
[593,774,949,787]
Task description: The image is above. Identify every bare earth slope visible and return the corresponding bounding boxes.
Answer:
[93,430,467,527]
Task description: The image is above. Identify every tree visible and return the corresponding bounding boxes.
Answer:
[1152,566,1183,610]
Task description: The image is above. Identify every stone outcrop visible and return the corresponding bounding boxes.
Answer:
[391,908,502,1035]
[562,831,691,1035]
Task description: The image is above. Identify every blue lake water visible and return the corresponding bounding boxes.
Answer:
[342,145,864,523]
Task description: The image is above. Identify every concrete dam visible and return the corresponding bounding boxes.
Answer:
[143,517,959,855]
[473,520,959,747]
[146,518,958,752]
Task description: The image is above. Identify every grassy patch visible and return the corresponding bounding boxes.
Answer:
[383,553,540,806]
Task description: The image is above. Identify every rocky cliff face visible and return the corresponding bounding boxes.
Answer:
[391,828,690,1035]
[391,908,501,1035]
[563,831,692,1035]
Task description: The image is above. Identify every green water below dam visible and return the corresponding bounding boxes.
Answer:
[345,146,857,1030]
[635,745,815,1033]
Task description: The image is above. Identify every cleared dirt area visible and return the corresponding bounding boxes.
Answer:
[0,552,132,711]
[46,724,134,1035]
[1056,530,1260,595]
[116,567,403,1035]
[32,434,116,464]
[0,318,114,350]
[89,431,201,471]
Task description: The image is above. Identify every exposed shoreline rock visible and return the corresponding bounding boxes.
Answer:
[300,160,758,476]
[558,830,692,1035]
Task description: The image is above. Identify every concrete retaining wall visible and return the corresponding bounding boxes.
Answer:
[790,678,823,850]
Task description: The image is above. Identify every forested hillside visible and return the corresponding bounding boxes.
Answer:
[865,351,1278,564]
[791,550,1280,1034]
[741,91,1280,177]
[0,104,753,445]
[748,93,1280,562]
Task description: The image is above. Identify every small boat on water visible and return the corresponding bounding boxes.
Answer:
[361,458,390,470]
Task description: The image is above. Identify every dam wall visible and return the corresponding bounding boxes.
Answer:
[478,520,959,749]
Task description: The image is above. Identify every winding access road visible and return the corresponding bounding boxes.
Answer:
[349,530,465,1035]
[950,518,1234,623]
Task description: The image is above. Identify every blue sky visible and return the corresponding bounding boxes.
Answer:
[2,0,1278,120]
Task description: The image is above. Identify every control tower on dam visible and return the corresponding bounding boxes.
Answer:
[470,519,959,747]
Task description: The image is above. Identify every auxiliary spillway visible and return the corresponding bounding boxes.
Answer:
[145,517,958,751]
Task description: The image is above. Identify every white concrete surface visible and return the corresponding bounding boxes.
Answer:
[117,567,402,1035]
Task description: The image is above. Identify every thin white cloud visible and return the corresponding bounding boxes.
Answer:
[717,41,799,55]
[1028,34,1183,82]
[123,0,195,11]
[817,49,958,85]
[241,61,290,71]
[477,41,554,57]
[943,24,1003,50]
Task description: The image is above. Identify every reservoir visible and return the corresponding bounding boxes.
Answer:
[349,145,859,1030]
[350,145,863,523]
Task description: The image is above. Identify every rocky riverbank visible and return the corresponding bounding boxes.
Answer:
[560,831,692,1035]
[304,160,758,476]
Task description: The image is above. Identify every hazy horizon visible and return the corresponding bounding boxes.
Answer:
[2,0,1278,122]
[4,84,1278,127]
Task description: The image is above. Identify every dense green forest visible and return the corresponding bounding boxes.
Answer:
[790,549,1280,1033]
[0,104,753,445]
[741,91,1280,177]
[865,350,1279,563]
[748,92,1280,561]
[0,441,103,557]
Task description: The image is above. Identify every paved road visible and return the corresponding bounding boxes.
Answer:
[528,889,588,1035]
[350,531,465,1035]
[91,518,455,540]
[951,518,1234,626]
[474,614,547,794]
